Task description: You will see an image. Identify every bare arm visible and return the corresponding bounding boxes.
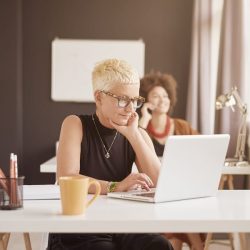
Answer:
[110,113,160,186]
[56,115,82,178]
[56,115,110,194]
[130,128,160,186]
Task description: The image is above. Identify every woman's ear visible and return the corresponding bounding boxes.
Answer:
[94,91,102,105]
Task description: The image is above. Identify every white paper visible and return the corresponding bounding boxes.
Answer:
[23,185,60,200]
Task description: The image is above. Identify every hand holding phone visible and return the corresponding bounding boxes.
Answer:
[141,102,155,119]
[138,102,155,129]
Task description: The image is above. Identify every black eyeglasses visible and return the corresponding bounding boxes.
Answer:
[100,91,145,109]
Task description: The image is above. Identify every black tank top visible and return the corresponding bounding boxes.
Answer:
[152,138,165,157]
[78,114,135,181]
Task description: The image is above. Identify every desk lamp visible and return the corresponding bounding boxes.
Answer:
[216,86,248,166]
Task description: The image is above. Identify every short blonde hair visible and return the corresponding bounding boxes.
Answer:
[92,58,140,92]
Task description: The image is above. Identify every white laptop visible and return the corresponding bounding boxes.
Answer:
[108,134,230,203]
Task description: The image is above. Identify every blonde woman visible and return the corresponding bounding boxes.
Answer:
[48,60,173,250]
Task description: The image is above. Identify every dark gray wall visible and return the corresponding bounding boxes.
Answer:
[1,0,194,184]
[0,1,23,177]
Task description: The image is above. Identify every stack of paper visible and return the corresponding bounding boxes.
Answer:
[23,185,60,200]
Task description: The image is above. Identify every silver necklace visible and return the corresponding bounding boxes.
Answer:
[92,115,118,159]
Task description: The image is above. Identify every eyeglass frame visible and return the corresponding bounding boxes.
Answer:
[100,90,145,109]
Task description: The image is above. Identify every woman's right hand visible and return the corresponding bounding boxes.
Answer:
[115,173,154,192]
[139,102,155,128]
[141,102,155,119]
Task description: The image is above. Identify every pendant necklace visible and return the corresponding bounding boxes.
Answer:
[92,114,118,159]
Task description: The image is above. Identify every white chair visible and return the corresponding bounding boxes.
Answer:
[40,232,49,250]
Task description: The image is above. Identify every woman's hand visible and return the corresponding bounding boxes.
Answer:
[109,112,139,138]
[115,172,154,192]
[139,102,155,128]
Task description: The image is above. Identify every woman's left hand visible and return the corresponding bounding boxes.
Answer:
[115,172,154,192]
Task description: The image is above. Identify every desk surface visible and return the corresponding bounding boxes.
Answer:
[1,190,250,233]
[40,156,57,173]
[40,156,250,175]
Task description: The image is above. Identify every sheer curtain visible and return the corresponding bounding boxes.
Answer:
[187,0,250,158]
[245,1,250,161]
[186,0,224,134]
[216,0,250,156]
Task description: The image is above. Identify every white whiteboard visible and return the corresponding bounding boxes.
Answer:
[51,39,145,102]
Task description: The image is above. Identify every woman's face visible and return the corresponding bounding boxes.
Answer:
[98,84,140,126]
[147,86,170,114]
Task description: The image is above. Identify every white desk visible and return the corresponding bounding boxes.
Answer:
[0,190,250,233]
[40,157,57,173]
[222,166,250,175]
[40,156,250,175]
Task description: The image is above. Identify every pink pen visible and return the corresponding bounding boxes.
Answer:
[9,153,15,178]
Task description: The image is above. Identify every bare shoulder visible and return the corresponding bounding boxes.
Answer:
[61,115,83,137]
[62,115,82,129]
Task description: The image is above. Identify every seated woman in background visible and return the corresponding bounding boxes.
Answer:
[139,71,198,155]
[139,71,204,250]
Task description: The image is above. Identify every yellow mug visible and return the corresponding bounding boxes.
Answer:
[59,176,101,215]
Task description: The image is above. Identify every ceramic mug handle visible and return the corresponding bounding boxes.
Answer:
[86,180,101,207]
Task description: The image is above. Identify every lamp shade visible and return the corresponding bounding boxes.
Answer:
[216,94,236,110]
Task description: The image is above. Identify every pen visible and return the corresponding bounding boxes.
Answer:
[14,154,18,178]
[0,168,9,195]
[9,153,15,178]
[9,153,17,205]
[14,154,21,206]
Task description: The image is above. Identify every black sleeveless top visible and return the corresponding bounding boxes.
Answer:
[78,114,135,181]
[152,138,165,157]
[48,115,149,248]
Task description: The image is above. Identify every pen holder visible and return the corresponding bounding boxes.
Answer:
[0,176,25,210]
